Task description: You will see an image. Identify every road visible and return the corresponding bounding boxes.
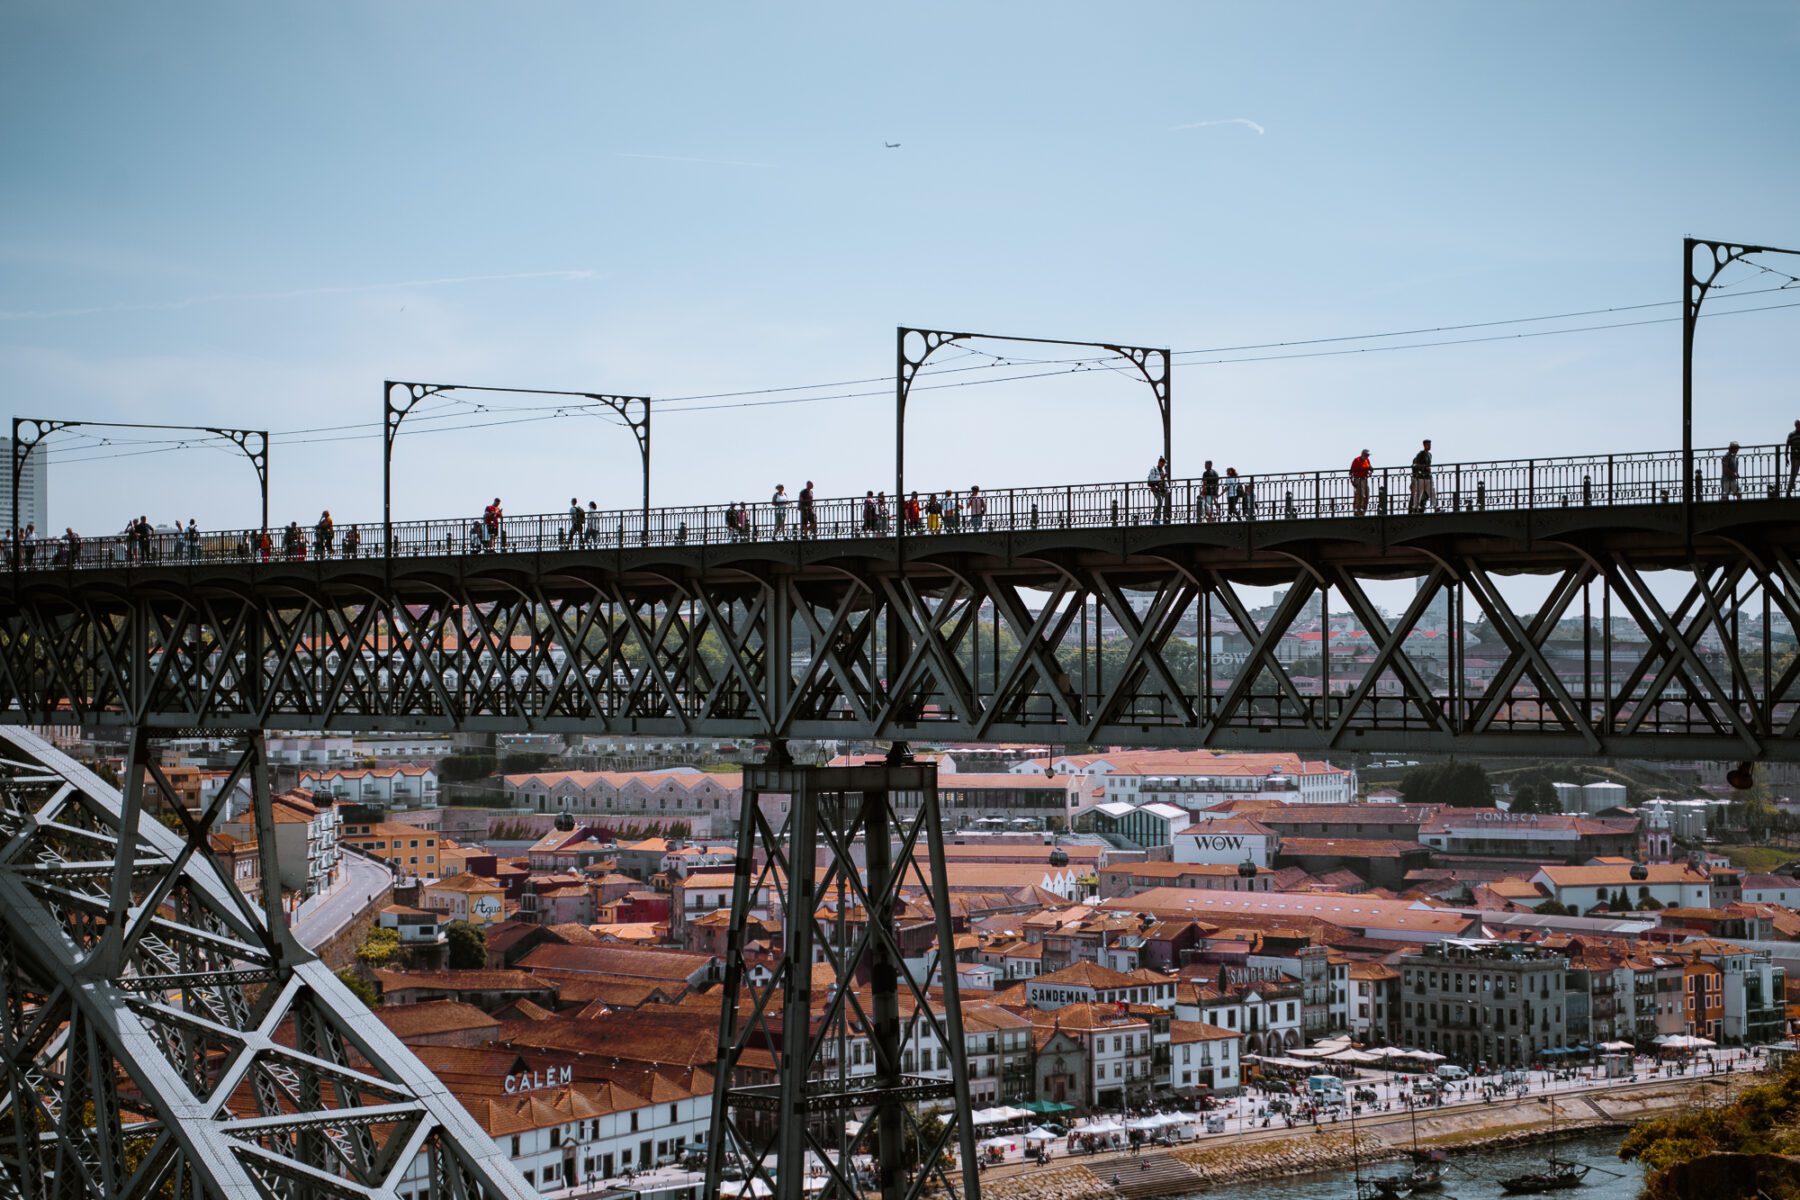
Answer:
[291,850,392,951]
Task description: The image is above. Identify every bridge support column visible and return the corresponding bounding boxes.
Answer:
[707,743,980,1200]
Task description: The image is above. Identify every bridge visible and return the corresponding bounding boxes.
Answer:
[5,441,1797,761]
[4,439,1798,1200]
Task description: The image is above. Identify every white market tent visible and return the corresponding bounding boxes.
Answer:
[1245,1053,1323,1071]
[1659,1035,1716,1050]
[1599,1041,1637,1052]
[1322,1048,1383,1064]
[1022,1127,1060,1145]
[1081,1120,1126,1135]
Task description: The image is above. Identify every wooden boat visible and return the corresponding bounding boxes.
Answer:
[1498,1159,1589,1193]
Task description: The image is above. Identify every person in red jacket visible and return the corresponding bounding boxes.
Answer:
[1350,449,1373,516]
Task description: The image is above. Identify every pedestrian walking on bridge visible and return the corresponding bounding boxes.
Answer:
[1350,449,1373,516]
[1409,439,1437,513]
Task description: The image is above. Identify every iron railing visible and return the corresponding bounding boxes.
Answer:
[9,441,1791,571]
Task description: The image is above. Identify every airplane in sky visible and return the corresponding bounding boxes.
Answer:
[884,142,900,148]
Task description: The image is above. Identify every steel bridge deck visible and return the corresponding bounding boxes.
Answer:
[3,496,1796,759]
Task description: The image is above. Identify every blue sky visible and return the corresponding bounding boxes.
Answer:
[3,2,1797,534]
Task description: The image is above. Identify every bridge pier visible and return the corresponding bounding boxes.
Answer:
[707,742,980,1200]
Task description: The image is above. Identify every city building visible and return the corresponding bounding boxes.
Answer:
[341,820,441,876]
[1024,961,1177,1011]
[1097,861,1274,898]
[217,789,339,899]
[299,765,439,808]
[1421,809,1639,860]
[1,437,48,537]
[1398,939,1568,1067]
[1529,863,1712,912]
[422,873,507,925]
[1023,1003,1154,1111]
[1347,962,1401,1044]
[1170,818,1279,867]
[1168,1020,1241,1094]
[378,904,449,946]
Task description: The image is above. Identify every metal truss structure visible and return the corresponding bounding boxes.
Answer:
[1,501,1796,761]
[705,748,980,1200]
[0,727,532,1200]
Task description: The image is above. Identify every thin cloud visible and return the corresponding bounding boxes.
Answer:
[0,269,597,321]
[615,152,779,169]
[1171,118,1266,135]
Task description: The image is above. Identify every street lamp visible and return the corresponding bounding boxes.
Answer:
[9,418,268,569]
[1681,237,1800,545]
[894,327,1171,545]
[382,381,650,556]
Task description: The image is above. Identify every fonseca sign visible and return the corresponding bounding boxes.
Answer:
[504,1065,574,1094]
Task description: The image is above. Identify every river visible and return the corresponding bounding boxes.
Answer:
[1181,1132,1642,1200]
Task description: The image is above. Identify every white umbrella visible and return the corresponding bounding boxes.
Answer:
[995,1105,1035,1122]
[1327,1048,1381,1064]
[970,1108,1005,1126]
[1599,1041,1636,1052]
[1022,1127,1059,1144]
[977,1136,1016,1152]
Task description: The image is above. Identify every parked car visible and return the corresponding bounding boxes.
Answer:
[1435,1064,1469,1081]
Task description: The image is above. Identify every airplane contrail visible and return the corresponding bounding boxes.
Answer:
[1171,118,1266,135]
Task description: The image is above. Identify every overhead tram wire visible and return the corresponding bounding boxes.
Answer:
[29,287,1800,467]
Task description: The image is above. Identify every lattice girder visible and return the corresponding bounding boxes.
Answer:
[0,729,533,1200]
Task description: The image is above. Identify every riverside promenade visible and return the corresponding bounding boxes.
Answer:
[978,1053,1760,1200]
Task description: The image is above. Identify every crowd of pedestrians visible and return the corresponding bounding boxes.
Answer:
[9,423,1799,569]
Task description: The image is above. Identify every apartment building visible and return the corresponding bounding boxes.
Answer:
[1024,1003,1154,1111]
[300,765,439,808]
[1168,1021,1242,1094]
[1398,940,1567,1067]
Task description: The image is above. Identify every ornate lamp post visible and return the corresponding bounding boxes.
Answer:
[9,418,267,569]
[382,381,650,555]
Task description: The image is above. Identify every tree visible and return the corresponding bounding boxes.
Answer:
[1611,888,1631,911]
[1510,780,1561,815]
[501,751,555,775]
[861,1111,951,1171]
[336,969,380,1007]
[1534,899,1572,916]
[1399,761,1493,808]
[355,926,402,968]
[1637,895,1664,911]
[438,752,498,782]
[1620,1053,1800,1199]
[446,920,487,970]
